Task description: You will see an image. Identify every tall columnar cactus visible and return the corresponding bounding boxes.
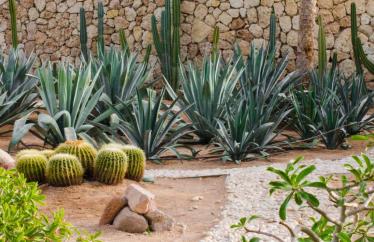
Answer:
[97,1,105,55]
[16,154,47,183]
[8,0,18,48]
[79,7,89,61]
[122,145,146,182]
[94,148,128,185]
[317,16,327,79]
[151,0,181,92]
[55,140,97,178]
[47,154,84,186]
[16,149,41,160]
[351,3,374,74]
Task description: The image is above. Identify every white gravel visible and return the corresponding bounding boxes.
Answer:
[145,149,373,242]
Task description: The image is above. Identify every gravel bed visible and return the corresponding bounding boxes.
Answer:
[145,150,373,242]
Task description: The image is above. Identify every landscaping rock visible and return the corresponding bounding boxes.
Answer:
[99,196,127,225]
[145,209,175,232]
[113,207,149,233]
[0,149,15,170]
[124,184,157,214]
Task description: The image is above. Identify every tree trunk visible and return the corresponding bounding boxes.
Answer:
[297,0,317,75]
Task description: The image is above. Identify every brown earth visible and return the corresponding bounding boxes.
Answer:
[40,176,226,242]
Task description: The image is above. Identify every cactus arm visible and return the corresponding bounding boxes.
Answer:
[350,3,363,74]
[211,26,220,62]
[97,2,105,56]
[357,38,374,73]
[8,0,18,48]
[317,16,327,79]
[268,7,276,58]
[79,7,89,61]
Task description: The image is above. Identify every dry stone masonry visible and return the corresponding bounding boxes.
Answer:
[0,0,373,78]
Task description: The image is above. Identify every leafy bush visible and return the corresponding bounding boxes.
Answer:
[233,155,374,241]
[165,53,243,143]
[10,63,103,149]
[110,89,192,159]
[0,168,101,241]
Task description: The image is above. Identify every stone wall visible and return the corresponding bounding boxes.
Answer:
[0,0,373,79]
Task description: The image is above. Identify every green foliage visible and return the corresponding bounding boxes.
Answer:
[111,89,192,159]
[55,140,97,178]
[10,62,103,149]
[234,154,374,241]
[0,49,37,135]
[97,2,105,55]
[151,0,181,91]
[94,148,128,185]
[47,153,84,187]
[211,11,298,163]
[0,168,101,241]
[165,53,243,143]
[8,0,18,48]
[122,145,146,182]
[80,7,89,61]
[351,3,374,74]
[16,153,48,183]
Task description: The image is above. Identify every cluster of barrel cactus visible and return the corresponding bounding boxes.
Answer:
[14,140,146,186]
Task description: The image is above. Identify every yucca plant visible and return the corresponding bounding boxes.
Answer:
[110,89,192,159]
[165,53,243,143]
[10,63,103,149]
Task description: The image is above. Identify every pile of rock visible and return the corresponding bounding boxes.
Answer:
[99,184,174,233]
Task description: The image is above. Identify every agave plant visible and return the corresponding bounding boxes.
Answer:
[110,89,192,159]
[0,49,37,133]
[10,63,103,149]
[337,74,374,135]
[214,99,291,163]
[165,53,243,143]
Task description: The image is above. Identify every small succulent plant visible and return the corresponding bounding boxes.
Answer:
[46,153,84,187]
[16,153,48,183]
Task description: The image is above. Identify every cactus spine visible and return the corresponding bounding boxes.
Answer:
[94,148,128,185]
[16,149,40,160]
[122,145,146,182]
[151,0,181,92]
[79,7,89,61]
[351,3,374,74]
[55,140,97,178]
[41,149,55,159]
[8,0,18,48]
[16,154,47,183]
[47,154,84,186]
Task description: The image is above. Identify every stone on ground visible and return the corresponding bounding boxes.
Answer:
[145,209,175,232]
[99,196,127,225]
[113,207,149,233]
[0,149,15,170]
[124,184,156,214]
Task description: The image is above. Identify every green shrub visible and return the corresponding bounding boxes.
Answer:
[16,153,47,183]
[0,168,101,241]
[232,155,374,241]
[47,153,84,187]
[94,148,128,185]
[55,140,97,178]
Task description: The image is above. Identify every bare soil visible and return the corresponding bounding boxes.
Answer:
[40,176,226,242]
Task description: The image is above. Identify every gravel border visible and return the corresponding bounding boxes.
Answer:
[145,149,373,242]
